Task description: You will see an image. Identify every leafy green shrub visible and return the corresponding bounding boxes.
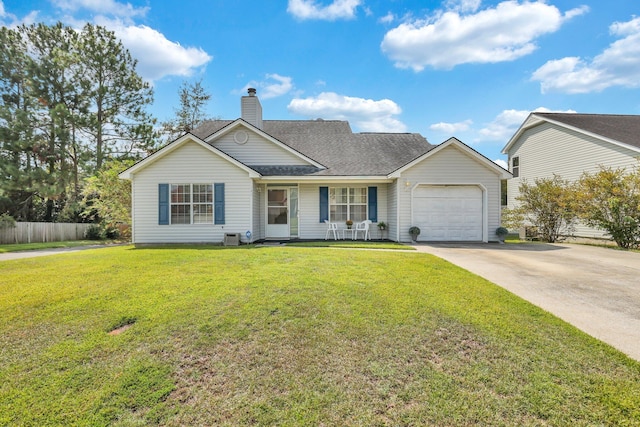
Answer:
[512,176,578,243]
[577,166,640,249]
[85,224,105,240]
[104,226,120,240]
[0,213,16,229]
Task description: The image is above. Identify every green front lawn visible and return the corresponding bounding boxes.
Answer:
[285,240,414,250]
[1,246,639,425]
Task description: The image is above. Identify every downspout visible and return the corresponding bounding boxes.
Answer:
[130,177,136,244]
[396,178,401,242]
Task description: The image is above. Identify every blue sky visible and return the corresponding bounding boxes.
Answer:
[2,0,639,166]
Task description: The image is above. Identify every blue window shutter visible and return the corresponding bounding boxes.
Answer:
[214,183,225,224]
[158,184,169,225]
[319,186,328,222]
[368,186,378,222]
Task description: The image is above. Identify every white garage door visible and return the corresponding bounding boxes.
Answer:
[413,185,483,241]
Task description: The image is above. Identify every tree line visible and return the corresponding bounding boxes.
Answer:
[0,22,211,230]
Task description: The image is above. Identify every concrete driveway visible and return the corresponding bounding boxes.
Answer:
[414,243,640,362]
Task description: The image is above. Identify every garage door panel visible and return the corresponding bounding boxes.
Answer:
[413,186,483,242]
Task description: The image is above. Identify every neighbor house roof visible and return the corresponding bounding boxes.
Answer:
[502,113,640,153]
[194,119,435,176]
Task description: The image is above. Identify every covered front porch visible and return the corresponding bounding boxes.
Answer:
[251,181,393,242]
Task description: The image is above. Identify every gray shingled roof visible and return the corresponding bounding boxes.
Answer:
[192,119,434,176]
[535,113,640,150]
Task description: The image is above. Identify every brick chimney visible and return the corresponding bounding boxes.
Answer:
[241,88,263,129]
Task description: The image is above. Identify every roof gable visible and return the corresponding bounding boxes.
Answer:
[503,113,640,154]
[118,133,260,179]
[392,137,511,179]
[203,119,325,169]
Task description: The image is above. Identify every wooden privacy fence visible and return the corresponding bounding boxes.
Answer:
[0,222,93,244]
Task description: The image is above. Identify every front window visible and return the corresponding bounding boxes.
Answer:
[171,184,213,224]
[330,187,367,222]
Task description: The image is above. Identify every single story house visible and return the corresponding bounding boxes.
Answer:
[502,112,640,238]
[120,89,510,244]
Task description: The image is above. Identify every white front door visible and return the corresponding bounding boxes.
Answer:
[266,188,290,239]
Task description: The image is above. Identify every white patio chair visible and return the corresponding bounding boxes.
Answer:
[324,220,338,240]
[354,220,371,240]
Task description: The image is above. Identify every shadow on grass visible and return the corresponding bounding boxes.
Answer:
[129,241,415,251]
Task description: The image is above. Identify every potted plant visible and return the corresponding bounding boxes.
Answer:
[346,219,353,229]
[409,226,421,242]
[496,226,509,244]
[377,221,387,231]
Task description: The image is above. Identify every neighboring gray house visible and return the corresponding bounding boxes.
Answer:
[120,89,510,244]
[502,112,640,238]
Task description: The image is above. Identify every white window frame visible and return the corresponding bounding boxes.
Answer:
[511,156,519,178]
[170,183,213,225]
[329,187,367,223]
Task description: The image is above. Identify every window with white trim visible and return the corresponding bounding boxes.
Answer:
[170,184,213,224]
[511,156,519,178]
[329,187,367,222]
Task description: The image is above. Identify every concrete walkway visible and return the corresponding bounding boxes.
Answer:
[413,242,640,362]
[0,244,118,261]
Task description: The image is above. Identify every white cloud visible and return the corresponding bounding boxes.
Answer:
[494,159,508,169]
[288,92,407,132]
[378,12,395,24]
[381,1,588,71]
[430,119,473,134]
[446,0,481,13]
[477,107,576,142]
[242,74,295,99]
[532,16,640,93]
[0,1,211,82]
[52,0,148,20]
[96,18,212,81]
[287,0,362,21]
[0,1,39,26]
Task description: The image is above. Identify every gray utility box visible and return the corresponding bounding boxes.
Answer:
[223,233,240,246]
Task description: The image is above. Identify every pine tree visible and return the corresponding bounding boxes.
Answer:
[161,79,213,143]
[79,24,157,170]
[0,27,39,219]
[0,23,158,221]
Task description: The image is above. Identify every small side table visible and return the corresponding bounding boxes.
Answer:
[342,228,355,240]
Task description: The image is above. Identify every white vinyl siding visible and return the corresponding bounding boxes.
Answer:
[212,131,310,166]
[398,145,502,243]
[507,122,640,238]
[130,141,252,243]
[387,181,398,241]
[252,183,264,241]
[297,183,389,239]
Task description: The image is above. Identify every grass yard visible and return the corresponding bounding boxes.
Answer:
[1,246,639,426]
[284,240,414,250]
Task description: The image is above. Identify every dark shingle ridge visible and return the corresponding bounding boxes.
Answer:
[534,113,640,150]
[249,165,322,176]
